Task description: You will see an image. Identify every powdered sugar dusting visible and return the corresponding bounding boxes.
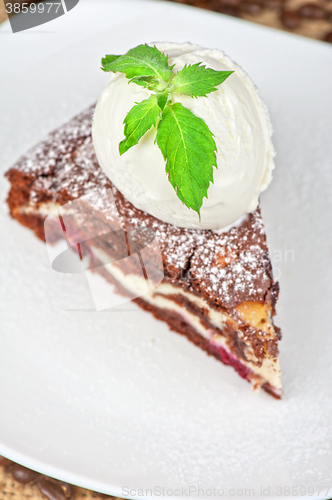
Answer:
[191,210,274,308]
[113,187,211,272]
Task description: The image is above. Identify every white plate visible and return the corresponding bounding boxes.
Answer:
[1,1,332,498]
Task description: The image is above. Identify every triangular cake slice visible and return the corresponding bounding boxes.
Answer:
[5,106,282,398]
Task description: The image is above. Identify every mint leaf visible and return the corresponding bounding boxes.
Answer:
[101,54,120,71]
[119,95,161,155]
[156,103,217,217]
[129,76,159,90]
[172,63,233,97]
[157,91,169,111]
[101,44,173,85]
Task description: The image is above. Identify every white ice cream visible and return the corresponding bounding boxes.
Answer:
[92,42,275,230]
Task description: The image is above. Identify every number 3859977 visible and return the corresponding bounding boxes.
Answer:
[5,2,62,14]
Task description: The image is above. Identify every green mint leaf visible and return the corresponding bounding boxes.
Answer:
[129,76,159,90]
[101,54,120,72]
[156,102,217,217]
[157,91,169,111]
[119,95,161,155]
[101,44,174,85]
[171,63,233,97]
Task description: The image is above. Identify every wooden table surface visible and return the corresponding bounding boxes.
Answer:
[0,0,331,499]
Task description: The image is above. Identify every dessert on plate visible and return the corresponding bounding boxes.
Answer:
[5,42,282,398]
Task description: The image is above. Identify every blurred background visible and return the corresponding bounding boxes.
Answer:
[1,0,332,41]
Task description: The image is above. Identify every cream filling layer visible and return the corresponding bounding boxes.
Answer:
[19,201,61,216]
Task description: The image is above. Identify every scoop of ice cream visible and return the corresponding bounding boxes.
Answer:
[92,42,275,230]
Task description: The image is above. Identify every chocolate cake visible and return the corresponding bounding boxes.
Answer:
[5,105,282,398]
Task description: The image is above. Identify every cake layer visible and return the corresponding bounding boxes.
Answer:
[5,106,282,398]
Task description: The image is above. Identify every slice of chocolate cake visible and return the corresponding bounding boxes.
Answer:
[5,106,282,398]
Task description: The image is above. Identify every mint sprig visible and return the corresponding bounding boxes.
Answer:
[101,44,233,218]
